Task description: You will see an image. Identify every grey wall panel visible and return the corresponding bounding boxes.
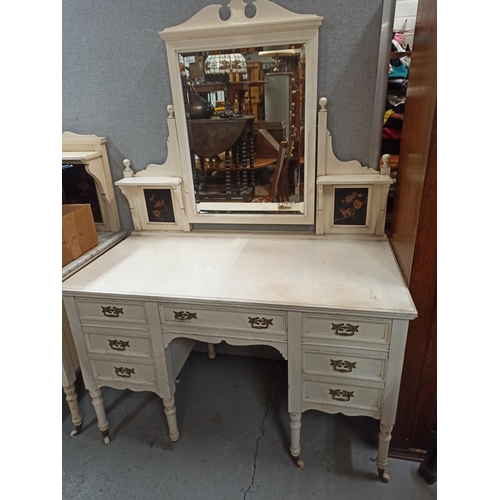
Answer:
[62,0,385,233]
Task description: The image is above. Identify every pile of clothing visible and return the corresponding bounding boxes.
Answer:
[381,33,410,155]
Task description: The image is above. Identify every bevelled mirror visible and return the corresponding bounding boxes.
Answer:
[159,0,323,225]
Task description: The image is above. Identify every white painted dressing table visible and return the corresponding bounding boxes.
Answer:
[62,0,417,482]
[62,232,416,481]
[62,132,126,437]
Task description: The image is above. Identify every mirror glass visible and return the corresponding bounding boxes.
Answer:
[178,43,305,215]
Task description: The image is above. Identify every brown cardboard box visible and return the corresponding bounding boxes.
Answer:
[62,204,98,267]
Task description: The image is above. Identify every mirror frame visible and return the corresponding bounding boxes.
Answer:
[159,0,323,226]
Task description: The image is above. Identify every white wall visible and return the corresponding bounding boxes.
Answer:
[394,0,419,48]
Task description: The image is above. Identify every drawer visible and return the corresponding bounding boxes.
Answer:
[75,299,148,326]
[90,358,157,387]
[303,314,391,346]
[159,304,286,336]
[302,348,387,383]
[84,331,152,359]
[302,379,383,414]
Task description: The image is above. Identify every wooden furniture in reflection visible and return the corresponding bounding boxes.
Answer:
[246,61,265,119]
[188,115,256,202]
[193,81,250,114]
[252,138,292,203]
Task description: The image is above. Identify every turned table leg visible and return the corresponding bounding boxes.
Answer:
[376,422,393,483]
[163,397,180,442]
[289,412,304,468]
[207,343,216,360]
[90,389,110,444]
[63,383,83,437]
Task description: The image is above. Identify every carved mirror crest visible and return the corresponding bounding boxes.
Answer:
[159,0,323,225]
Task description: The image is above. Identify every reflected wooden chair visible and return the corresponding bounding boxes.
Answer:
[253,136,294,203]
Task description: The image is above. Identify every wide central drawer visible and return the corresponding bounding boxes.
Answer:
[303,314,391,347]
[75,298,148,327]
[159,304,287,336]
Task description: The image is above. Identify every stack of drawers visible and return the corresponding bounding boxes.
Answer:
[74,298,160,394]
[301,313,392,419]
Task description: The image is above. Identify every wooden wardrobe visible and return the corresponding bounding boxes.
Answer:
[388,0,437,458]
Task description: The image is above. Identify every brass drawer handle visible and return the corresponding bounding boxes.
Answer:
[174,311,197,321]
[331,323,359,336]
[114,367,135,378]
[108,339,130,351]
[330,359,357,373]
[101,306,124,318]
[248,317,273,329]
[329,389,354,402]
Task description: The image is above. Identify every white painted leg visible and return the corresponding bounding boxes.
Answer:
[376,422,393,483]
[207,343,216,360]
[89,389,110,444]
[163,397,180,442]
[63,384,83,437]
[289,412,304,468]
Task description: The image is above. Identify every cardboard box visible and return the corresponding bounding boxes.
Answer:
[62,204,98,267]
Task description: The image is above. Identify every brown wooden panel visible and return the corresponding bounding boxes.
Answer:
[389,0,437,284]
[388,0,437,454]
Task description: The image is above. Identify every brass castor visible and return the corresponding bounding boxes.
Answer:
[292,456,305,468]
[102,429,110,445]
[70,424,83,437]
[378,469,390,483]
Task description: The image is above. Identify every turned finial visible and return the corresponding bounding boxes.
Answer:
[167,105,175,118]
[380,154,391,175]
[319,97,328,111]
[123,159,134,178]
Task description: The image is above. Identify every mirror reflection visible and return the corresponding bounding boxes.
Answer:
[178,43,305,214]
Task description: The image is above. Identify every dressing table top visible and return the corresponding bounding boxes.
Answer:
[62,234,417,319]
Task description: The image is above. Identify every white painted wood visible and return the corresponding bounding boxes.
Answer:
[302,349,387,383]
[116,179,190,233]
[160,0,322,225]
[84,330,153,358]
[62,234,416,318]
[62,231,127,281]
[89,388,110,444]
[62,384,83,437]
[62,233,126,438]
[62,232,416,478]
[196,201,305,213]
[62,132,121,232]
[164,332,287,363]
[90,357,158,387]
[315,98,394,236]
[207,343,216,360]
[159,303,287,335]
[376,423,393,482]
[302,379,383,414]
[75,299,148,326]
[169,338,198,378]
[316,97,363,176]
[317,174,394,185]
[379,319,410,427]
[303,314,391,345]
[289,412,302,464]
[60,4,416,476]
[163,397,180,442]
[114,106,191,233]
